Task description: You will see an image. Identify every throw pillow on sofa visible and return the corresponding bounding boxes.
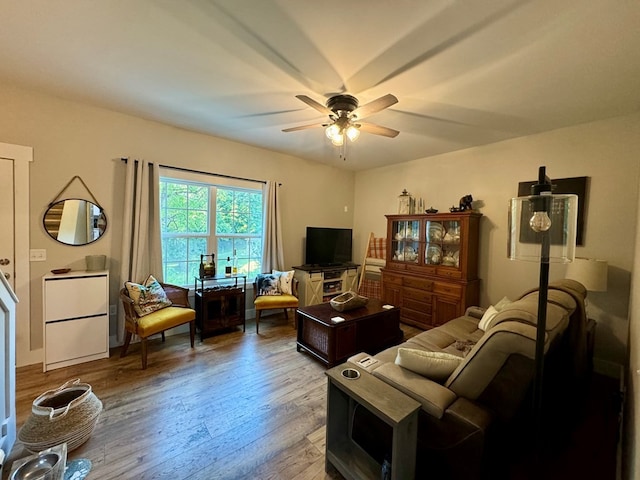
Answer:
[125,275,172,317]
[478,296,512,331]
[395,348,462,382]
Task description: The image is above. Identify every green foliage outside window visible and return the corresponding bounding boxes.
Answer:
[160,179,263,286]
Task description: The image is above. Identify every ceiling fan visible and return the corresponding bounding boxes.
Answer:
[282,93,399,146]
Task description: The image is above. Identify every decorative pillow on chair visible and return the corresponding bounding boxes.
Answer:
[125,275,172,317]
[395,348,462,382]
[272,270,294,295]
[256,273,280,296]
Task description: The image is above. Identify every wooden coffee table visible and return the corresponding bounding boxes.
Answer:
[296,299,402,367]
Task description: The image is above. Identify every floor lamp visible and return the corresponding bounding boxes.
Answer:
[508,166,578,457]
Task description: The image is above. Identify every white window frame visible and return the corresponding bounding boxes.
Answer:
[159,168,263,287]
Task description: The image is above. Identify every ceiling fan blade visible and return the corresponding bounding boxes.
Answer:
[352,94,398,119]
[358,122,400,138]
[282,123,326,133]
[295,95,333,115]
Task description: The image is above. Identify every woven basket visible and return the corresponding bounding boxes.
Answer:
[18,379,102,453]
[330,291,368,312]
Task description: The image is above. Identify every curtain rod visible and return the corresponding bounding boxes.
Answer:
[120,158,270,185]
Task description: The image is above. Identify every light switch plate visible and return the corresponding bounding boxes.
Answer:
[29,249,46,261]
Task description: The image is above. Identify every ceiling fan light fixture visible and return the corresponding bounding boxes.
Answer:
[325,123,340,140]
[331,133,344,146]
[346,125,360,142]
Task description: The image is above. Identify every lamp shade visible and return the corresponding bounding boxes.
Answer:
[508,193,578,263]
[565,257,608,291]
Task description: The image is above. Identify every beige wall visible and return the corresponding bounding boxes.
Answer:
[0,83,355,361]
[623,182,640,479]
[353,113,640,374]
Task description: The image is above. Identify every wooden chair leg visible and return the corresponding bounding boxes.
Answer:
[189,320,195,348]
[141,337,148,370]
[256,310,261,334]
[283,308,289,321]
[161,331,166,342]
[120,331,132,358]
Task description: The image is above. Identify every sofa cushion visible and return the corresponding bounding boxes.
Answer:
[373,362,457,419]
[520,289,577,314]
[395,348,463,382]
[125,275,172,317]
[484,298,568,334]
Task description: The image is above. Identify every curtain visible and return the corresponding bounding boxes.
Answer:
[262,180,284,272]
[118,159,162,342]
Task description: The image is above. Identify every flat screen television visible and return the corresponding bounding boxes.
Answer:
[305,227,353,266]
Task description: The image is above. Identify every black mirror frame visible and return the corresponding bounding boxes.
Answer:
[43,198,107,246]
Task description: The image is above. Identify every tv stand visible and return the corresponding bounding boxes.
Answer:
[293,264,359,307]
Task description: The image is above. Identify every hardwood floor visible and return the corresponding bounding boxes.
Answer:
[6,316,617,479]
[5,316,421,479]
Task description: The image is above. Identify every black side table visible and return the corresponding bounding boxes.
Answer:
[194,275,246,340]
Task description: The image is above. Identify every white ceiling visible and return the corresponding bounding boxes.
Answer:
[1,0,639,171]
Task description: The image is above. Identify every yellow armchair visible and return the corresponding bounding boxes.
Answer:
[120,282,196,369]
[253,276,299,334]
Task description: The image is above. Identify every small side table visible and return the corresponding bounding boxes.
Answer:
[194,275,246,340]
[325,364,420,480]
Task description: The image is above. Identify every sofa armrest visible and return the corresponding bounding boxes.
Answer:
[465,306,486,320]
[372,363,457,419]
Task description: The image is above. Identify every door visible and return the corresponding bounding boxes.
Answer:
[0,143,32,366]
[0,159,14,289]
[0,142,30,465]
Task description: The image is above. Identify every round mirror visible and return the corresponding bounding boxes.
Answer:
[43,199,107,246]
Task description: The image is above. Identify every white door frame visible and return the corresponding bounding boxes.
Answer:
[0,142,34,367]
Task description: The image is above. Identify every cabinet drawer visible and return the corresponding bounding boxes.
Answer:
[404,298,432,313]
[45,315,108,364]
[433,282,462,298]
[382,273,403,286]
[403,276,433,291]
[44,275,107,321]
[403,286,432,303]
[436,267,463,280]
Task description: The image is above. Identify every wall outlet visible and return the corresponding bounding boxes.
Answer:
[109,305,117,316]
[29,249,46,261]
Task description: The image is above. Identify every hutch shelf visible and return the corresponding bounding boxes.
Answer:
[382,211,481,329]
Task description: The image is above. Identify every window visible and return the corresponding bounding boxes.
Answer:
[160,177,263,286]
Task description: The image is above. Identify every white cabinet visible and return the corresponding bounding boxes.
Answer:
[294,265,360,307]
[42,270,109,372]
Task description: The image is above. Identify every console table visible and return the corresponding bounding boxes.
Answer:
[325,364,420,479]
[293,264,359,306]
[296,299,402,367]
[194,275,246,340]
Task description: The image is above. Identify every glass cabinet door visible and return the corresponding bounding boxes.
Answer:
[424,219,461,268]
[391,219,420,263]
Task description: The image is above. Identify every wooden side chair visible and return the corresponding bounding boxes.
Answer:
[120,280,196,369]
[253,273,299,334]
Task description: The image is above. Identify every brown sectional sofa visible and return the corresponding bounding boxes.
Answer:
[347,279,591,479]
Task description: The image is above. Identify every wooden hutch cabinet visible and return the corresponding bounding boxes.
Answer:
[381,211,481,329]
